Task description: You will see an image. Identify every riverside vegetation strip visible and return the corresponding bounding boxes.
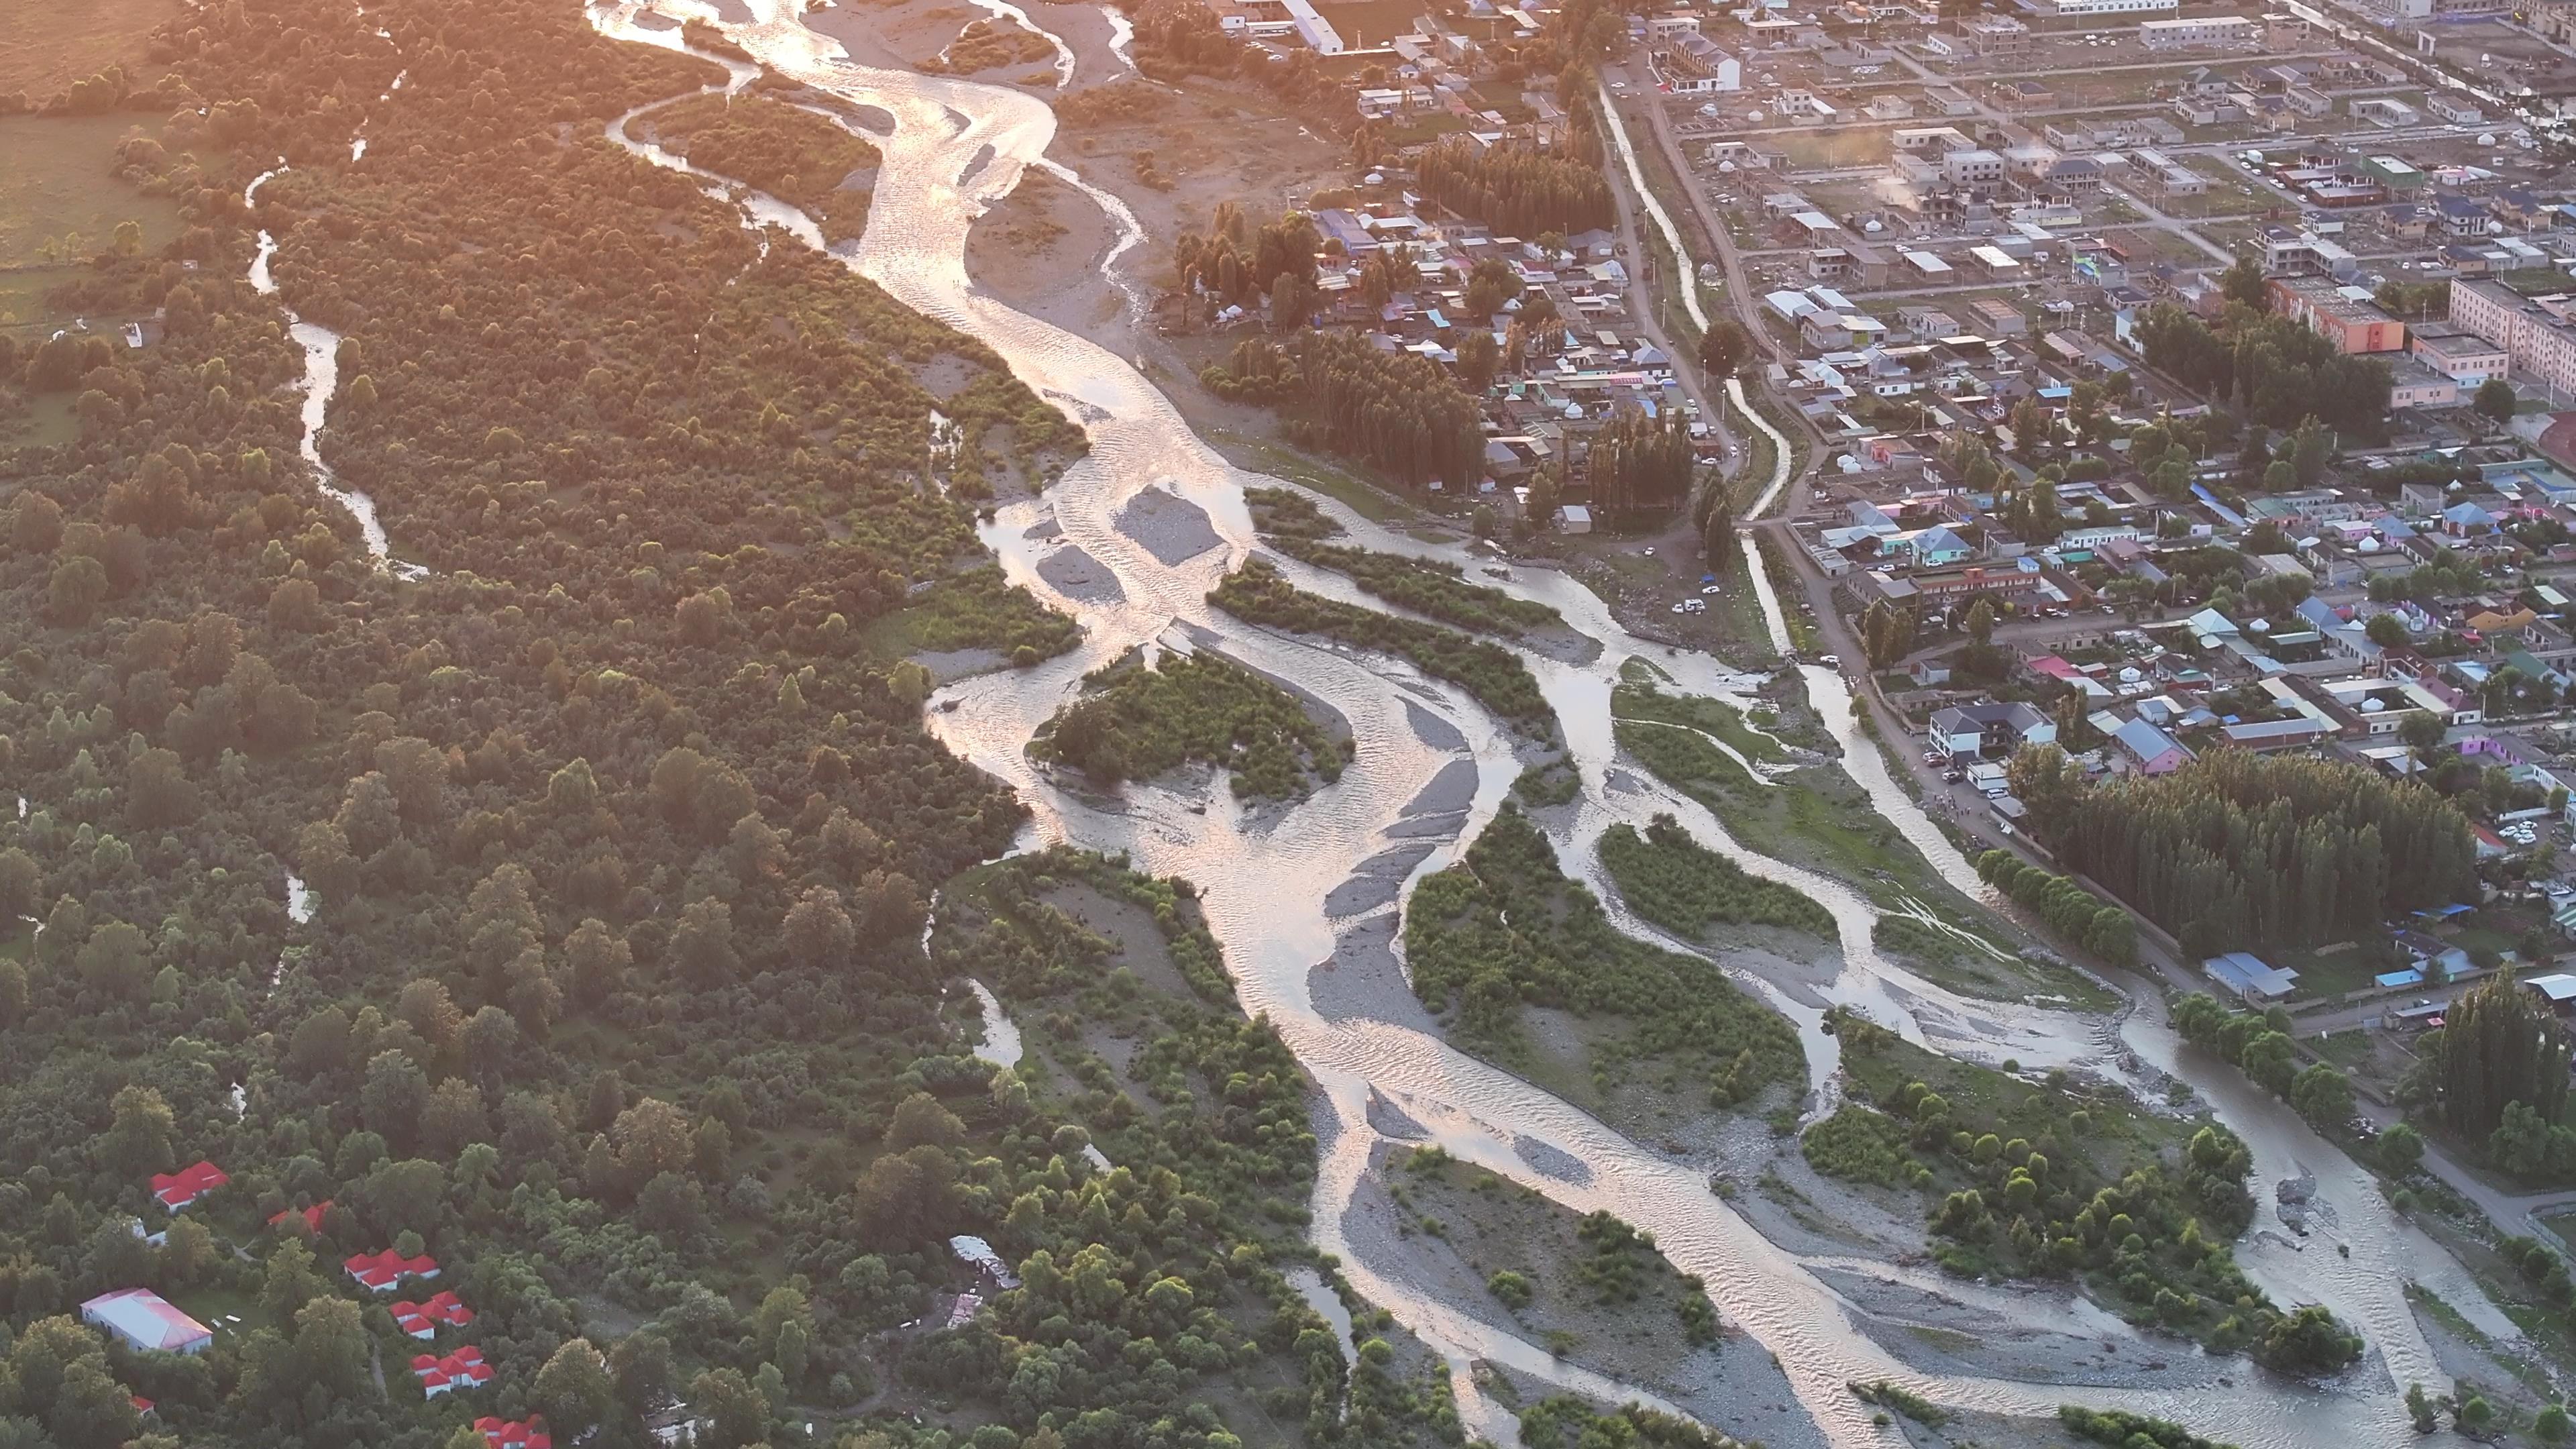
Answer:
[1597,816,1835,941]
[1405,806,1804,1116]
[1244,486,1566,640]
[641,90,880,244]
[1208,555,1556,739]
[922,851,1467,1447]
[1801,1011,2363,1376]
[1028,646,1352,802]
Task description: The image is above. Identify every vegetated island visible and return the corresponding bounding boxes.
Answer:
[1028,645,1354,802]
[1801,1010,2363,1377]
[1242,486,1585,649]
[1209,555,1558,741]
[1405,804,1807,1140]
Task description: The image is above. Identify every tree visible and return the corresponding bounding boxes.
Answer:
[2366,612,2408,649]
[673,898,737,986]
[564,918,631,1007]
[258,1237,326,1322]
[1965,598,1996,647]
[613,1097,696,1183]
[125,747,197,827]
[2291,416,2330,486]
[2441,969,2571,1141]
[610,1331,676,1415]
[533,1338,616,1437]
[2220,256,2266,307]
[690,1366,769,1449]
[2379,1120,2425,1173]
[2476,378,2518,429]
[101,1084,175,1178]
[76,920,150,1004]
[1699,318,1751,379]
[2290,1063,2355,1131]
[1701,493,1733,566]
[363,1157,449,1239]
[292,1295,371,1398]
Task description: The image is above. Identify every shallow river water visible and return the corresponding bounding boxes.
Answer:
[582,3,2500,1442]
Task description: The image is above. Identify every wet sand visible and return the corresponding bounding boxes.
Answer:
[1035,542,1123,602]
[1342,1142,1828,1449]
[1113,484,1220,564]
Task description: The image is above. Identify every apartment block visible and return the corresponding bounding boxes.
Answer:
[2449,277,2576,396]
[2268,274,2406,353]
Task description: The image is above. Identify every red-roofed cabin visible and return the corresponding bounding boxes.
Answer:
[345,1248,439,1292]
[150,1161,228,1211]
[129,1397,154,1417]
[478,1414,551,1449]
[413,1346,492,1397]
[390,1290,469,1340]
[268,1200,331,1234]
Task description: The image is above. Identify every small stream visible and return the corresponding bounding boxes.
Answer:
[244,166,423,578]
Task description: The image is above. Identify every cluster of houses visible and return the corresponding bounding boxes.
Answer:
[1188,195,1725,515]
[73,1159,618,1448]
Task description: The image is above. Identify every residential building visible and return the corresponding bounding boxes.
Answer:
[150,1161,228,1212]
[1927,700,2058,758]
[2412,324,2510,385]
[2204,951,2300,1003]
[2449,276,2576,398]
[2268,274,2406,354]
[2139,15,2258,46]
[2112,716,2192,774]
[80,1289,214,1355]
[1662,32,1741,91]
[2025,0,2177,15]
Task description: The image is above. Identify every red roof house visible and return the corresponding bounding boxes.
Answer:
[150,1161,229,1211]
[344,1248,439,1292]
[391,1291,474,1339]
[413,1346,493,1397]
[268,1200,332,1234]
[474,1415,553,1449]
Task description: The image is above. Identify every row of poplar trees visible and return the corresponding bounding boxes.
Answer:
[2008,747,2476,955]
[1416,136,1613,239]
[1201,329,1483,490]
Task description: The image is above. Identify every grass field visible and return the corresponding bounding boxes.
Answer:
[0,111,187,329]
[0,0,179,97]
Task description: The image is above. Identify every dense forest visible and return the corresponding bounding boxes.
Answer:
[1404,806,1804,1110]
[2007,748,2476,955]
[1198,331,1485,492]
[1805,1012,2359,1375]
[1242,488,1564,640]
[1414,138,1612,239]
[1027,647,1350,802]
[0,0,1448,1441]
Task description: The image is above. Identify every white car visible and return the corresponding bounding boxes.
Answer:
[1701,585,1721,595]
[1671,602,1688,614]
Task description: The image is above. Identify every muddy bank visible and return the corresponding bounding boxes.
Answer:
[1324,842,1439,917]
[1815,1266,2241,1393]
[1344,1142,1826,1449]
[965,164,1124,332]
[1306,913,1441,1032]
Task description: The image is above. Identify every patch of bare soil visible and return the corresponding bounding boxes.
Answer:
[965,166,1120,331]
[1035,881,1194,1002]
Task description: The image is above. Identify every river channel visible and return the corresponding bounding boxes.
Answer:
[584,3,2500,1442]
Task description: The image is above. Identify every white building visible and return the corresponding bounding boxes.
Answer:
[2033,0,2177,15]
[81,1289,213,1355]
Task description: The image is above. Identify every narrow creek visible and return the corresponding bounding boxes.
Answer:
[580,3,2492,1443]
